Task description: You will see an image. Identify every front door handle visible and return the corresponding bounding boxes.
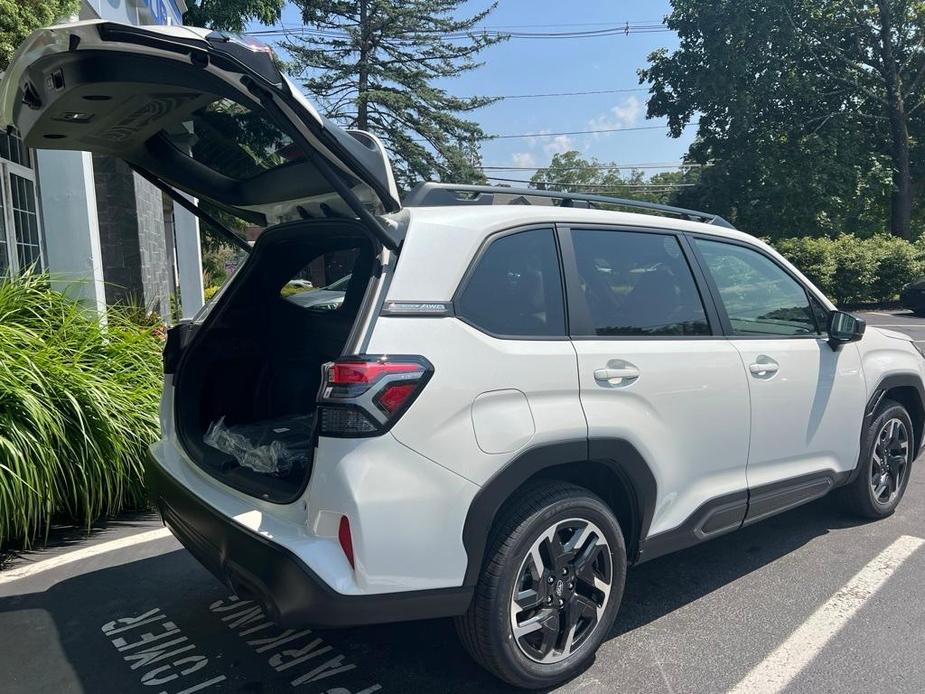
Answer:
[594,366,640,383]
[748,360,779,376]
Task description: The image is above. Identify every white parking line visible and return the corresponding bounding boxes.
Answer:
[727,535,924,694]
[869,324,925,328]
[0,527,174,585]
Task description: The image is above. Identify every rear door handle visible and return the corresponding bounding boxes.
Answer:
[748,361,779,376]
[594,366,640,383]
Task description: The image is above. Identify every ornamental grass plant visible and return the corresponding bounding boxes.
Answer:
[0,272,163,548]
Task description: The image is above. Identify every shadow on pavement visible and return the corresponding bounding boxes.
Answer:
[0,510,162,569]
[0,496,870,694]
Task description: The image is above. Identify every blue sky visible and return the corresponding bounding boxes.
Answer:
[262,0,695,179]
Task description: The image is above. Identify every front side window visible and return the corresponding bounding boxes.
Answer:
[570,229,710,336]
[695,239,817,336]
[457,228,566,337]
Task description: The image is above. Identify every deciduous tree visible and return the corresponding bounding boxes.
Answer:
[183,0,285,33]
[641,0,924,239]
[530,150,694,206]
[0,0,79,71]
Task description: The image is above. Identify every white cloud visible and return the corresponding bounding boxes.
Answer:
[511,151,538,168]
[543,134,575,156]
[526,129,551,148]
[587,95,643,135]
[612,95,643,127]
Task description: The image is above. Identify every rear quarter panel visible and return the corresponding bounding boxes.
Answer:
[366,316,587,485]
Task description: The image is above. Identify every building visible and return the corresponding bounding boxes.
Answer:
[0,0,204,320]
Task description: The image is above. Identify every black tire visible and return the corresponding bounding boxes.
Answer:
[841,399,914,519]
[455,481,626,689]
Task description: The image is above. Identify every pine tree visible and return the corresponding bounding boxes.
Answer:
[284,0,506,189]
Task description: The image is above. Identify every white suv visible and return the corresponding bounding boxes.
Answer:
[6,21,925,689]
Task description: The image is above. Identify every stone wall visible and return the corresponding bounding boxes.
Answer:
[92,155,173,317]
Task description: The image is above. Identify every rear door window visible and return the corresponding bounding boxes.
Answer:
[456,228,566,337]
[569,229,710,336]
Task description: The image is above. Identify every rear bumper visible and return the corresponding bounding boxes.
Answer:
[146,453,472,628]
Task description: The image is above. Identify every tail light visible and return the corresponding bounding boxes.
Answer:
[317,355,433,437]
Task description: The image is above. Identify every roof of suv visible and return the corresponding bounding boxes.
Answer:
[385,204,802,304]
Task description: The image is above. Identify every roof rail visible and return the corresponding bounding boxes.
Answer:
[403,182,736,229]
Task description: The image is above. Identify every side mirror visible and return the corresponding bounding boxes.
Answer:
[827,310,865,348]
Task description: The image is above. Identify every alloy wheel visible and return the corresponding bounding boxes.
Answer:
[509,518,612,664]
[871,417,910,505]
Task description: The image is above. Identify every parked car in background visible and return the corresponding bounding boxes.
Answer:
[6,20,925,690]
[285,273,350,311]
[901,279,925,316]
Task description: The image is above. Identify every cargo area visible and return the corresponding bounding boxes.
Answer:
[172,219,378,502]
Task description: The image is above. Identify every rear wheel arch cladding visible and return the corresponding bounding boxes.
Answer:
[460,438,657,586]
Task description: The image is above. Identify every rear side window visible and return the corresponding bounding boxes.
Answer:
[457,228,566,337]
[570,229,710,336]
[695,239,817,336]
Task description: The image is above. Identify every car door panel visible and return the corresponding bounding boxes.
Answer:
[562,226,751,537]
[731,339,865,487]
[691,237,867,489]
[574,339,751,534]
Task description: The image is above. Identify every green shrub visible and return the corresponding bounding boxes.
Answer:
[913,233,925,267]
[0,273,163,547]
[828,235,879,304]
[866,234,923,303]
[773,236,837,296]
[773,233,923,305]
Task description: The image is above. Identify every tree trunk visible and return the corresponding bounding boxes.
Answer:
[356,0,370,130]
[877,0,913,239]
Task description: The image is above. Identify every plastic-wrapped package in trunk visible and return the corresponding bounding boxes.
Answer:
[203,415,314,476]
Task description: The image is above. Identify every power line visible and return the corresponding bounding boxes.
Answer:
[471,20,667,29]
[409,122,690,143]
[490,124,676,140]
[481,87,648,99]
[481,162,697,171]
[243,22,670,41]
[484,25,671,39]
[485,175,694,188]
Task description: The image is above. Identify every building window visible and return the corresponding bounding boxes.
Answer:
[0,128,43,274]
[0,129,30,168]
[11,174,41,270]
[0,178,8,276]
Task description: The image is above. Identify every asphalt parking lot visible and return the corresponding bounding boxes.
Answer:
[3,310,925,694]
